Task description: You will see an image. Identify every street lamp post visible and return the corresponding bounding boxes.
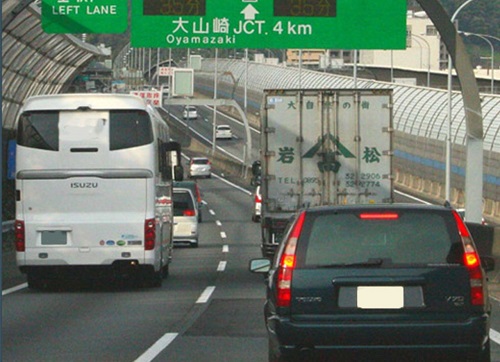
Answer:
[460,32,496,94]
[411,34,431,87]
[445,0,478,203]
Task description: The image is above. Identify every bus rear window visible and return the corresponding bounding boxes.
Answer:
[109,110,153,150]
[17,111,59,151]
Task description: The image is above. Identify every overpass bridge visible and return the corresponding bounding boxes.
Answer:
[2,0,500,225]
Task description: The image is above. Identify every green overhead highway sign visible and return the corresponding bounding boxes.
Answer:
[131,0,407,49]
[42,0,127,34]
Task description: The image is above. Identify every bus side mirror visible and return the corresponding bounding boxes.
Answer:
[161,141,184,181]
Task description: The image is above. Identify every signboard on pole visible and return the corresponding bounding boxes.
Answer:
[131,0,406,49]
[41,0,128,33]
[189,55,203,70]
[172,69,194,97]
[130,90,163,107]
[159,67,175,77]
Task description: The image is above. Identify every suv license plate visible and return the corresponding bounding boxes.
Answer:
[357,286,404,309]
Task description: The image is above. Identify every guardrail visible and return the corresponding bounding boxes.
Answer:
[3,220,14,233]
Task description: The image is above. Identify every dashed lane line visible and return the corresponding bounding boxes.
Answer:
[134,333,178,362]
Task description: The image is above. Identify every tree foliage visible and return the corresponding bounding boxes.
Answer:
[409,0,499,36]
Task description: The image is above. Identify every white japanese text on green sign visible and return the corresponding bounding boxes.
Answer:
[131,0,406,49]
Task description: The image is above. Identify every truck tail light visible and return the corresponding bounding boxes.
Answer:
[276,211,306,308]
[453,211,485,306]
[145,218,156,251]
[255,193,262,204]
[14,220,25,252]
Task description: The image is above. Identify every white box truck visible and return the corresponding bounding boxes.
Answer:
[257,89,394,257]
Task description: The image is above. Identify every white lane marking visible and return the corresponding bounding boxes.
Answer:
[216,220,222,226]
[222,245,229,253]
[2,283,28,296]
[209,209,216,216]
[134,333,178,362]
[490,329,500,345]
[213,174,252,195]
[394,190,432,205]
[217,261,227,272]
[220,231,227,239]
[196,286,216,303]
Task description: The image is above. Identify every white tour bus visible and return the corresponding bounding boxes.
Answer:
[14,93,183,288]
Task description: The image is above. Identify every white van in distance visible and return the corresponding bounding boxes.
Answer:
[14,93,183,288]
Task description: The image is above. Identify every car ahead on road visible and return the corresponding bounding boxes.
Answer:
[183,106,198,120]
[250,203,495,362]
[188,157,211,178]
[252,185,262,222]
[172,188,199,247]
[215,125,232,139]
[174,180,204,222]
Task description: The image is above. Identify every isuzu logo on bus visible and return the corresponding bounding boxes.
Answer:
[70,182,98,189]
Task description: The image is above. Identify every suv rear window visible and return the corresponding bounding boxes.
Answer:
[173,191,194,216]
[300,210,459,267]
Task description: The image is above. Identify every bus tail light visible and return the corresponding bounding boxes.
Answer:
[144,218,156,251]
[14,220,25,252]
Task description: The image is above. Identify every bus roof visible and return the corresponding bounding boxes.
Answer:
[20,93,149,112]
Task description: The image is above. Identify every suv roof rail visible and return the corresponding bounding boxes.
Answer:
[443,200,452,208]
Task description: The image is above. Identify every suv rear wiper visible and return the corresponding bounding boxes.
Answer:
[317,258,385,268]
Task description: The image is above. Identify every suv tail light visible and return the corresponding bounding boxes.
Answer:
[452,211,485,306]
[145,218,156,251]
[276,211,306,307]
[14,220,25,252]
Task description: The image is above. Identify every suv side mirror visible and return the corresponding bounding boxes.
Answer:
[249,258,271,274]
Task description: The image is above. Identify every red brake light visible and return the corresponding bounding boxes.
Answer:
[14,220,25,252]
[195,186,202,203]
[453,211,471,237]
[452,211,484,306]
[183,209,196,217]
[359,213,399,220]
[145,218,156,251]
[276,211,305,308]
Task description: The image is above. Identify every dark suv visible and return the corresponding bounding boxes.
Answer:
[250,204,494,361]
